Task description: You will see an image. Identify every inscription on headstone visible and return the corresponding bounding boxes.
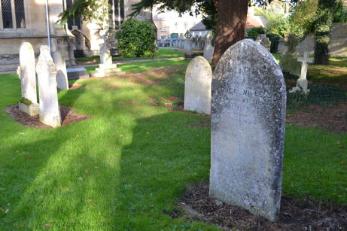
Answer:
[210,39,286,221]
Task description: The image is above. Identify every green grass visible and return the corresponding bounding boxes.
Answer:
[77,48,184,65]
[0,60,347,230]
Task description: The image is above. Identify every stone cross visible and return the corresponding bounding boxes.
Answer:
[184,56,212,115]
[36,46,61,128]
[210,39,286,222]
[289,52,313,94]
[17,42,39,116]
[52,51,69,90]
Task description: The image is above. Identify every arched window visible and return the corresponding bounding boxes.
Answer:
[0,0,25,29]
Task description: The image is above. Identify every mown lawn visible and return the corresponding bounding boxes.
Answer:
[0,58,346,230]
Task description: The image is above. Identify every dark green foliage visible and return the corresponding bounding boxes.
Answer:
[117,19,156,58]
[246,27,266,40]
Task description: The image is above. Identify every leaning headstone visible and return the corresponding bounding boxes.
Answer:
[203,32,214,62]
[210,39,286,221]
[256,34,271,51]
[36,46,61,128]
[184,56,212,115]
[17,42,39,116]
[52,51,69,90]
[289,52,313,94]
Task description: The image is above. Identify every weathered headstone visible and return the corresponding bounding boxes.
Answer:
[289,52,313,94]
[36,46,61,128]
[17,42,39,116]
[210,39,286,221]
[52,51,69,90]
[203,32,214,63]
[184,56,212,115]
[184,39,193,58]
[256,34,272,51]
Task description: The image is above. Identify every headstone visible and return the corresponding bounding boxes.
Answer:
[184,56,212,115]
[256,34,272,51]
[36,46,61,128]
[52,51,69,90]
[17,42,39,116]
[184,39,193,58]
[210,39,286,222]
[203,32,214,62]
[67,66,90,80]
[289,52,314,94]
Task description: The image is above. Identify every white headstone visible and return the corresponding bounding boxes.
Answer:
[36,46,61,128]
[289,52,314,94]
[210,39,286,221]
[184,56,212,115]
[17,42,39,116]
[52,51,69,90]
[203,32,214,63]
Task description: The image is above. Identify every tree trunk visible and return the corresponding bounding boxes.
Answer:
[212,0,248,66]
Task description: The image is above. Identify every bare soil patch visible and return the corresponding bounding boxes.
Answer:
[174,182,347,231]
[149,96,184,111]
[287,103,347,133]
[6,105,88,129]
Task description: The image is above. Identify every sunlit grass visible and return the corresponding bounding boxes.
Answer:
[0,60,346,230]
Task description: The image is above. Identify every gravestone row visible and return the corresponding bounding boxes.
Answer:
[17,42,67,128]
[184,39,286,221]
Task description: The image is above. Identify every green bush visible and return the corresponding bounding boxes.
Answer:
[117,19,156,58]
[246,27,266,40]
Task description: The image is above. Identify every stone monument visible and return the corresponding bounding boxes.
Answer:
[210,39,286,221]
[52,51,69,90]
[36,46,62,128]
[289,52,313,94]
[17,42,39,116]
[203,32,214,63]
[184,56,212,115]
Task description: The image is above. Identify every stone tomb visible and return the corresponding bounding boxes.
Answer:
[36,46,62,128]
[184,56,212,115]
[210,39,286,221]
[17,42,39,116]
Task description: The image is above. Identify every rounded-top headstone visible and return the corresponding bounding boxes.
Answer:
[18,42,37,104]
[210,39,286,221]
[184,56,212,115]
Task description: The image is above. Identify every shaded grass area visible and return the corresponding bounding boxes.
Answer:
[0,60,346,230]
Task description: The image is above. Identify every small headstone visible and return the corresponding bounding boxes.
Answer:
[36,46,61,128]
[184,56,212,115]
[210,39,286,221]
[289,52,313,94]
[17,42,39,116]
[203,32,214,63]
[184,39,193,57]
[256,34,271,51]
[52,51,69,90]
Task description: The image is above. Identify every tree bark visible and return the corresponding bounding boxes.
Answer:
[212,0,248,66]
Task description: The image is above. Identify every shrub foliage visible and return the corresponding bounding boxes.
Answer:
[117,19,156,58]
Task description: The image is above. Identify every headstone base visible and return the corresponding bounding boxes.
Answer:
[92,64,119,78]
[289,79,310,94]
[19,103,39,116]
